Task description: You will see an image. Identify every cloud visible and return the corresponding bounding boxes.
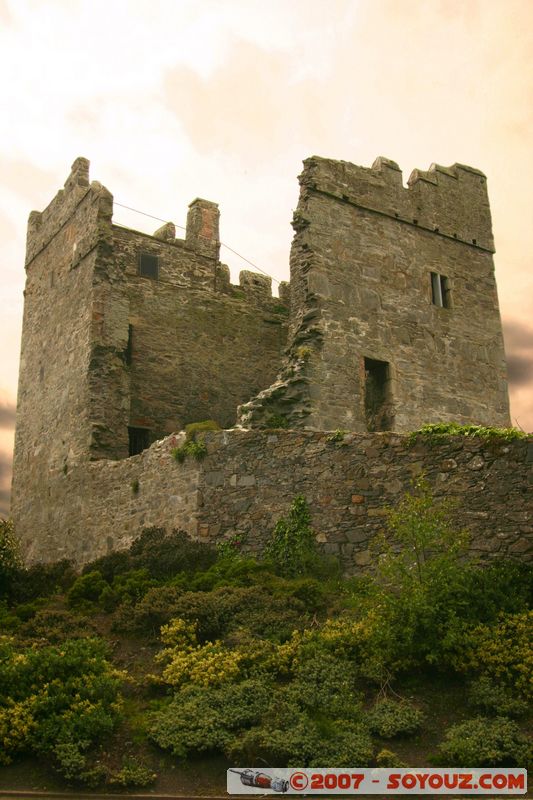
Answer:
[0,157,56,203]
[507,354,533,387]
[502,318,533,352]
[0,0,11,25]
[0,399,16,430]
[163,40,324,159]
[502,318,533,431]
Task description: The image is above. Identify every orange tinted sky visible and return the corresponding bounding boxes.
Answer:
[1,0,532,515]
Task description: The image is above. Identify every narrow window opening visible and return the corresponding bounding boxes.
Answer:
[431,272,451,308]
[128,427,150,456]
[364,357,392,432]
[125,324,133,366]
[138,252,159,279]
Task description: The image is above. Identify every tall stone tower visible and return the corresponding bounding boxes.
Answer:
[239,156,511,431]
[11,159,288,559]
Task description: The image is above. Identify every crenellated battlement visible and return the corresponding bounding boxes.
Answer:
[25,157,112,268]
[299,155,494,252]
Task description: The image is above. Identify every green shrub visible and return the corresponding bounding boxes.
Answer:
[264,495,318,577]
[0,519,22,597]
[216,532,247,561]
[172,423,211,464]
[230,713,374,767]
[20,608,96,643]
[113,584,184,637]
[437,717,532,768]
[129,527,217,579]
[185,419,221,437]
[286,577,329,613]
[451,611,533,698]
[468,675,529,717]
[149,679,272,758]
[67,570,108,606]
[13,559,77,603]
[110,759,156,787]
[0,637,124,779]
[376,748,407,767]
[362,478,473,675]
[366,698,424,737]
[0,600,20,631]
[264,413,289,429]
[14,600,45,622]
[326,429,346,443]
[82,550,132,583]
[287,653,363,717]
[150,586,308,644]
[112,568,155,604]
[187,556,271,591]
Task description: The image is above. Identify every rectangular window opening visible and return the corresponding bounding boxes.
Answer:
[364,357,393,432]
[125,324,133,366]
[431,272,451,308]
[128,427,150,456]
[139,252,159,279]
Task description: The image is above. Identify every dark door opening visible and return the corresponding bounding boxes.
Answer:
[128,427,151,456]
[364,357,392,431]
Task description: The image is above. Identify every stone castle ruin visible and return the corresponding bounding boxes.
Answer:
[12,155,528,568]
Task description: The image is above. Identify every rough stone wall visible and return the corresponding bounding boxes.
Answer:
[239,156,510,432]
[113,226,287,447]
[20,430,532,569]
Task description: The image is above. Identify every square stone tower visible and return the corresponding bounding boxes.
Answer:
[239,155,511,431]
[11,159,288,557]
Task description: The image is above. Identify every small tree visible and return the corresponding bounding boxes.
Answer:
[367,479,471,672]
[376,477,469,592]
[264,496,317,577]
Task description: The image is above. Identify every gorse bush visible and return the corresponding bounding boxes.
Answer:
[0,637,124,780]
[451,611,533,699]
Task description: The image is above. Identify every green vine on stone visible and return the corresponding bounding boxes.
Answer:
[407,422,526,447]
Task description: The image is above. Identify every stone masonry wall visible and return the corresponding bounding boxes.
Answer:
[11,158,112,528]
[20,430,532,570]
[113,226,287,445]
[239,156,510,432]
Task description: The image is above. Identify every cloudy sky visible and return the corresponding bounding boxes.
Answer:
[0,0,532,515]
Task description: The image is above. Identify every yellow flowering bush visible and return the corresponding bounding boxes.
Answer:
[0,637,125,781]
[451,611,533,698]
[0,697,37,763]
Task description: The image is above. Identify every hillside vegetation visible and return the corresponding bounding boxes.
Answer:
[0,481,531,792]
